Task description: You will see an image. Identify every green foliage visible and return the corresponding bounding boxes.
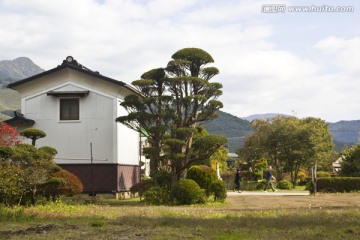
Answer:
[170,179,206,205]
[256,180,266,190]
[0,143,58,206]
[276,180,293,190]
[341,145,360,177]
[305,181,315,194]
[209,180,227,202]
[0,146,12,159]
[129,179,154,197]
[316,171,331,178]
[117,48,223,187]
[186,165,217,196]
[240,116,334,186]
[317,177,360,192]
[143,186,169,205]
[20,128,46,146]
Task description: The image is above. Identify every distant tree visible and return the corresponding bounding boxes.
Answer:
[240,116,334,186]
[340,145,360,177]
[21,128,46,146]
[0,122,22,146]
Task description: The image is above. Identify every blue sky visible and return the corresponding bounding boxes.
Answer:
[0,0,359,122]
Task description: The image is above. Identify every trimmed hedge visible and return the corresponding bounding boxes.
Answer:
[317,177,360,193]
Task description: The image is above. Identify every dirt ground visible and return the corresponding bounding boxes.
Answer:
[225,192,360,211]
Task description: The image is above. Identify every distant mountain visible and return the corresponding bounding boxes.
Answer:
[202,111,252,152]
[0,57,44,119]
[329,120,360,147]
[0,57,44,87]
[242,113,291,122]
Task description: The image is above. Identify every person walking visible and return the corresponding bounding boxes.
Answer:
[264,165,277,192]
[234,168,242,193]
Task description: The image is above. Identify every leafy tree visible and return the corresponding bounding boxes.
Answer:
[0,122,22,146]
[240,116,333,185]
[340,145,360,177]
[10,144,57,205]
[20,128,46,146]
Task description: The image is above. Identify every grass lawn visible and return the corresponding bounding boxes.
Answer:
[0,192,359,239]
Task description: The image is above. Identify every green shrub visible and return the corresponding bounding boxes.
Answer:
[276,180,293,190]
[187,165,216,196]
[240,181,258,191]
[171,179,206,205]
[220,171,235,190]
[317,171,331,178]
[129,178,154,197]
[256,180,266,190]
[210,180,227,202]
[305,181,315,194]
[253,170,262,181]
[153,170,171,189]
[317,177,360,192]
[143,186,169,205]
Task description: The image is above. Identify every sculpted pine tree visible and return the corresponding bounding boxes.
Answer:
[164,48,223,186]
[116,68,173,177]
[117,48,224,187]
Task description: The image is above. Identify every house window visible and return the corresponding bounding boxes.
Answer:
[60,98,79,120]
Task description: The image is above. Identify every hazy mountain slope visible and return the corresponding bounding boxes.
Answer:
[0,57,44,86]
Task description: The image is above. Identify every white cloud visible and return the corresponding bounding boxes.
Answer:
[0,0,359,122]
[314,36,360,75]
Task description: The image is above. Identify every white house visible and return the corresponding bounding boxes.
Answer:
[7,56,141,194]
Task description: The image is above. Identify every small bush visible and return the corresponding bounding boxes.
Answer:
[143,186,169,205]
[276,180,293,190]
[210,180,227,202]
[171,179,206,205]
[129,178,154,197]
[187,165,217,196]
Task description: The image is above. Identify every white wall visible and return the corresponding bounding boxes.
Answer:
[25,89,115,164]
[116,100,140,165]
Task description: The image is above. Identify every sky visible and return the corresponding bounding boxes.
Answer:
[1,0,359,122]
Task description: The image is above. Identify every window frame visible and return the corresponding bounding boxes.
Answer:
[59,97,80,122]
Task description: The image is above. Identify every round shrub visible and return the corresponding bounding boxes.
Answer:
[187,165,217,196]
[210,180,227,202]
[171,179,206,205]
[143,186,169,205]
[49,169,83,197]
[276,180,293,190]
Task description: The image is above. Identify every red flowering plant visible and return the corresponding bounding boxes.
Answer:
[0,122,22,146]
